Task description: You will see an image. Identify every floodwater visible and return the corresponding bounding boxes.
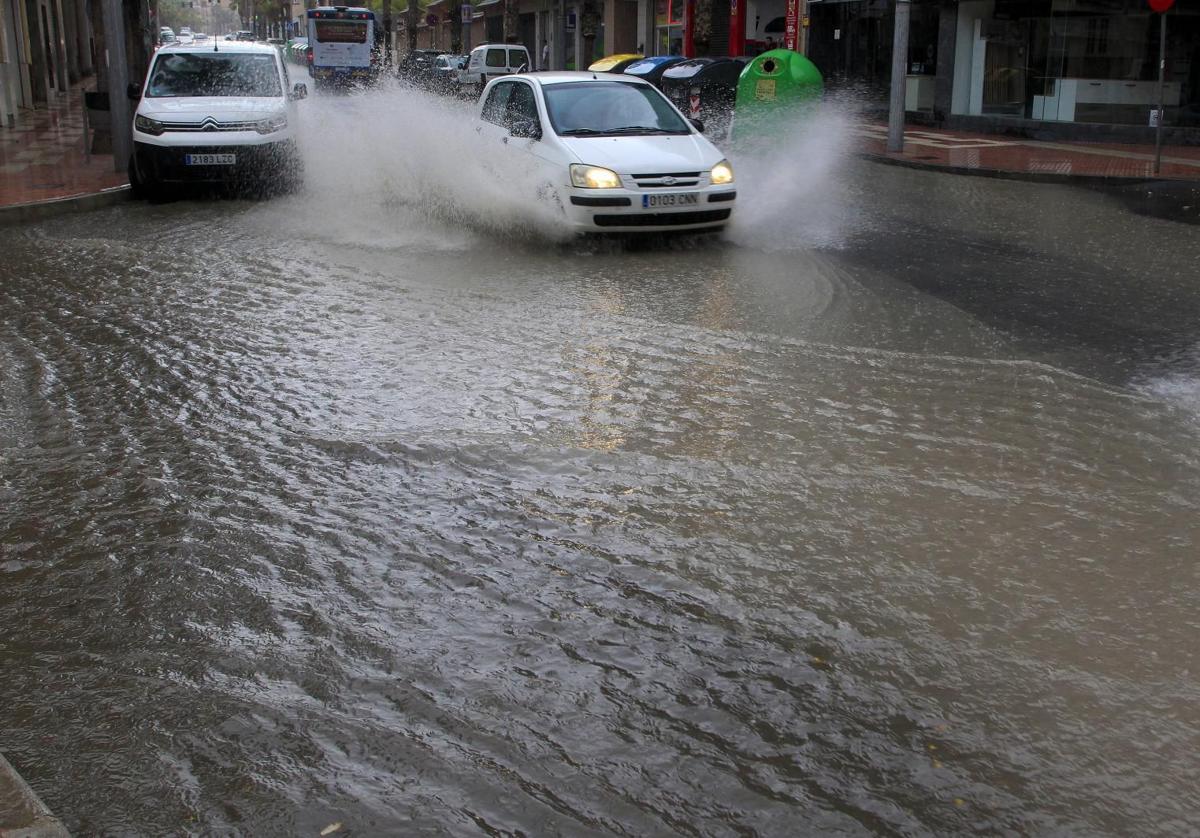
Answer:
[2,87,1199,836]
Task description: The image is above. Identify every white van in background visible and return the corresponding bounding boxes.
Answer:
[458,43,531,95]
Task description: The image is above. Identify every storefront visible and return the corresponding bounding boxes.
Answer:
[952,0,1199,129]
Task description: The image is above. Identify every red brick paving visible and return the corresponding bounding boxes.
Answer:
[0,82,128,210]
[857,123,1200,181]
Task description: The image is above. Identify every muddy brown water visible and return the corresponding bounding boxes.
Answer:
[2,160,1198,835]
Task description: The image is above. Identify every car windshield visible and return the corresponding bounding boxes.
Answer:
[146,52,282,98]
[543,81,690,136]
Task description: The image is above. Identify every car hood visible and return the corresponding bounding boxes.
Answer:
[558,133,723,173]
[138,96,284,121]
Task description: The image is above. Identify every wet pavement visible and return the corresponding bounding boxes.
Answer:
[2,120,1199,835]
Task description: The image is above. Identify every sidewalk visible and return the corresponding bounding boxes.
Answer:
[0,753,69,837]
[856,123,1200,183]
[0,81,128,220]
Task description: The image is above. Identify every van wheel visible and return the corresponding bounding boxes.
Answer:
[128,155,160,201]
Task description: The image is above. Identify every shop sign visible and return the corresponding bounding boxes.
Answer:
[1147,0,1174,11]
[461,3,472,23]
[784,0,800,50]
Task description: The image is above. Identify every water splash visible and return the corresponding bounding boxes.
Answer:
[723,102,855,252]
[293,81,574,244]
[286,80,854,250]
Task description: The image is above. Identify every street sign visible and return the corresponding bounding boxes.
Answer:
[1148,0,1173,11]
[461,3,472,23]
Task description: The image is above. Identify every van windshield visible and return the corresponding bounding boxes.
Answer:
[146,52,282,98]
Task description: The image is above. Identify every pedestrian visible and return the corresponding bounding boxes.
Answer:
[765,36,777,51]
[541,39,550,71]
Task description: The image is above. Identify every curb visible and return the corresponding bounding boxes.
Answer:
[857,151,1165,187]
[0,753,69,837]
[0,185,131,228]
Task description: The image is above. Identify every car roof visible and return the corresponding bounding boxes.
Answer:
[525,71,650,87]
[155,41,280,56]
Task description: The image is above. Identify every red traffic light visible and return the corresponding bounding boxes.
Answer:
[1148,0,1174,11]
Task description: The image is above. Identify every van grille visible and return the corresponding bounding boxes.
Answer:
[161,119,258,132]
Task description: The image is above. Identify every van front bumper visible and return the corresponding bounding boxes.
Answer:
[133,139,299,185]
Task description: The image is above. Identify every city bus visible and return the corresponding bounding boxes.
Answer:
[306,6,378,89]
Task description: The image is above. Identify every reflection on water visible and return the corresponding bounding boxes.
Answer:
[2,115,1199,836]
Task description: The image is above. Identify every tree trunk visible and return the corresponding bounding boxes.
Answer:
[503,0,518,43]
[580,0,599,66]
[406,2,418,51]
[382,0,392,66]
[449,6,461,54]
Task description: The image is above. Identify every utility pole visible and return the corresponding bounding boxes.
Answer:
[886,0,909,153]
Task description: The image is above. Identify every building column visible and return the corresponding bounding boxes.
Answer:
[100,0,129,171]
[932,0,955,122]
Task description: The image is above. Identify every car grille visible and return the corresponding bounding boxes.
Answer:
[631,171,702,188]
[593,208,731,228]
[161,119,258,132]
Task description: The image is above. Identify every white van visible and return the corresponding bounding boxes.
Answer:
[128,41,308,196]
[459,43,531,93]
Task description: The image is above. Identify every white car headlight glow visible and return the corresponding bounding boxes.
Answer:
[255,113,288,134]
[710,159,734,185]
[570,164,621,189]
[134,114,164,136]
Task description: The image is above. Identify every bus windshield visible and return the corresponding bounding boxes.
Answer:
[147,53,282,98]
[313,21,368,43]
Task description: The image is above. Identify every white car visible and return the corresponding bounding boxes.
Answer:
[477,72,736,234]
[128,41,307,197]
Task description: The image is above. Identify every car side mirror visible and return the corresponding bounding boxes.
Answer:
[291,82,307,100]
[689,117,705,133]
[457,62,465,70]
[126,82,141,100]
[509,117,541,140]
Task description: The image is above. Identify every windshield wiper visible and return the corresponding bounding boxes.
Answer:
[603,126,668,134]
[558,127,605,135]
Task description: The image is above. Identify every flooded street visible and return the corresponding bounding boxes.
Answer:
[2,109,1200,834]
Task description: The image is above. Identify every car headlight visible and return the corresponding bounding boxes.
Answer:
[134,114,164,136]
[570,164,621,189]
[255,113,288,134]
[710,159,734,185]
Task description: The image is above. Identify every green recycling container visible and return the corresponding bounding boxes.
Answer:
[732,49,823,138]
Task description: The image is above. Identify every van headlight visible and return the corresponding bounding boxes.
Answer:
[570,164,621,189]
[710,159,734,185]
[255,113,288,134]
[134,114,164,136]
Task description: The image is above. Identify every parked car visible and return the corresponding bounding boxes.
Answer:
[127,41,308,197]
[396,48,445,86]
[458,43,531,95]
[475,71,735,234]
[159,26,175,44]
[429,53,469,95]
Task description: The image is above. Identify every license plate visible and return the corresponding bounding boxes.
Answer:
[642,192,699,209]
[184,153,236,166]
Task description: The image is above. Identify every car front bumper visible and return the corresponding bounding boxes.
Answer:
[562,186,737,233]
[133,138,299,185]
